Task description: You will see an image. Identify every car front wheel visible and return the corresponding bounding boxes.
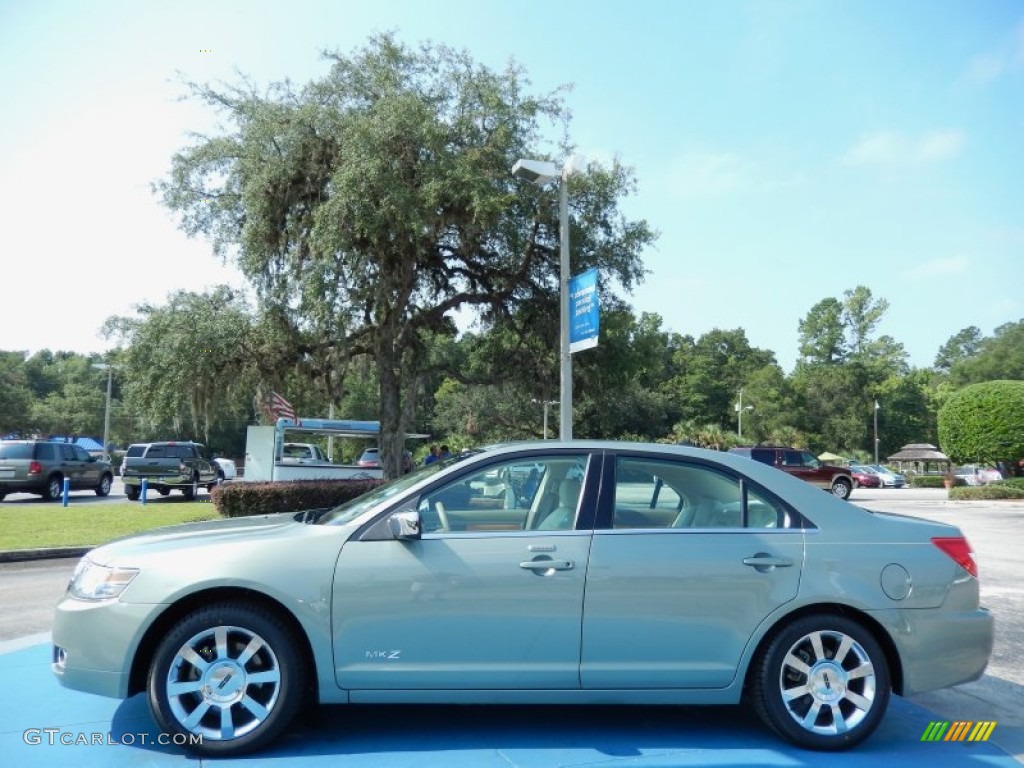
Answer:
[750,614,890,750]
[147,602,308,756]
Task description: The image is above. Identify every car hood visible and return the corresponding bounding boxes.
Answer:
[86,512,343,567]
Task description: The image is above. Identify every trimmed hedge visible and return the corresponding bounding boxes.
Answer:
[211,479,385,518]
[908,475,964,489]
[949,482,1024,500]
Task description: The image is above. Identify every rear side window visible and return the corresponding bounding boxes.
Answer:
[750,449,775,465]
[0,444,34,460]
[125,445,146,457]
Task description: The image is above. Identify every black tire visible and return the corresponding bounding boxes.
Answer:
[125,485,140,501]
[750,614,890,751]
[95,473,112,497]
[158,488,171,496]
[147,601,308,756]
[0,491,6,502]
[830,478,852,500]
[42,474,63,501]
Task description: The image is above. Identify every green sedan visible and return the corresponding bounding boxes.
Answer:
[51,441,993,756]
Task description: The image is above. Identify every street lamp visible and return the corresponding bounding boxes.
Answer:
[92,363,115,461]
[513,157,572,441]
[734,389,753,439]
[873,400,880,464]
[532,399,558,440]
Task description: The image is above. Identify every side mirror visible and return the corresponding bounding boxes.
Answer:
[388,509,422,541]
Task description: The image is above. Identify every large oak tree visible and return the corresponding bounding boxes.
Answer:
[158,34,653,476]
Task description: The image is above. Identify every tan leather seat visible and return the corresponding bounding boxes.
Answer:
[536,478,581,531]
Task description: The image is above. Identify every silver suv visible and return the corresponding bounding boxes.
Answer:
[0,440,114,501]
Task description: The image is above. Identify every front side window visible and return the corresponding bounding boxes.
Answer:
[418,455,589,533]
[612,457,792,530]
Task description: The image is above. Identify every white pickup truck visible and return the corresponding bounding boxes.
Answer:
[280,442,331,464]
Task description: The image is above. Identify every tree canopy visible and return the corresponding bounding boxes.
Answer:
[157,33,654,476]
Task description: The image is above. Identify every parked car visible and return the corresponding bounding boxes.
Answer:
[728,446,854,499]
[849,464,905,489]
[212,456,237,481]
[52,440,992,756]
[358,446,413,473]
[849,465,882,489]
[0,439,114,501]
[953,465,1003,486]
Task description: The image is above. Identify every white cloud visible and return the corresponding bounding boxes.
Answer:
[668,151,746,200]
[955,18,1024,87]
[840,130,965,167]
[906,254,970,279]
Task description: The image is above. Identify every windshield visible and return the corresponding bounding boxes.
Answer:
[318,453,472,525]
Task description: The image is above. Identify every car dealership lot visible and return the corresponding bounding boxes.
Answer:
[1,485,1021,763]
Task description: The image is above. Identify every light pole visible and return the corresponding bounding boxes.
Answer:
[873,400,880,464]
[735,389,753,439]
[532,399,558,440]
[92,363,114,460]
[513,157,572,441]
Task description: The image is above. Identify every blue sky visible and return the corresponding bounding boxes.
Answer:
[1,0,1022,372]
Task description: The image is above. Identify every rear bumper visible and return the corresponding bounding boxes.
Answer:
[122,474,190,487]
[872,606,993,695]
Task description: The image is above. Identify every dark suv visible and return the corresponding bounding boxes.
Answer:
[0,440,114,501]
[728,445,853,499]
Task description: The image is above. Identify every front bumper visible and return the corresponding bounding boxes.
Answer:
[51,593,165,699]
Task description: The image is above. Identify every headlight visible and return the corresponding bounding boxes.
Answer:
[68,558,139,600]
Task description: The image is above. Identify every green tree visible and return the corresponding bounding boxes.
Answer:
[937,380,1024,467]
[103,287,258,445]
[934,326,983,373]
[157,34,654,477]
[0,351,33,435]
[948,320,1024,385]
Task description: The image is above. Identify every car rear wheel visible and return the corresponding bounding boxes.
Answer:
[125,485,140,501]
[42,475,63,501]
[95,473,112,496]
[147,601,308,756]
[830,478,852,500]
[750,614,890,750]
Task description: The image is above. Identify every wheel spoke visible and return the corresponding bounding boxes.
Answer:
[247,669,281,685]
[237,636,264,666]
[167,679,203,696]
[844,690,873,711]
[782,683,811,701]
[809,632,826,662]
[240,695,269,722]
[833,635,853,665]
[183,700,212,730]
[783,652,810,675]
[180,646,210,672]
[215,626,229,660]
[220,704,235,739]
[801,701,823,728]
[831,704,848,733]
[847,661,874,681]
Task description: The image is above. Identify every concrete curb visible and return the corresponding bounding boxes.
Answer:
[0,547,91,563]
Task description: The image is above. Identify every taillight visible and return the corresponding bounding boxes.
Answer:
[28,461,42,476]
[932,536,978,578]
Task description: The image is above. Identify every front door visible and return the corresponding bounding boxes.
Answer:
[333,452,595,691]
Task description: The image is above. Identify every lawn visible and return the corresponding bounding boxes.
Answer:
[0,500,221,550]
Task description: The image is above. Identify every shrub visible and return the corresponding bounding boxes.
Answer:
[212,479,384,518]
[909,475,963,489]
[949,484,1024,500]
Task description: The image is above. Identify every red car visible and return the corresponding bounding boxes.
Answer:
[850,467,882,488]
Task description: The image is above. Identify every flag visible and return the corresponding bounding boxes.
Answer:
[267,391,300,425]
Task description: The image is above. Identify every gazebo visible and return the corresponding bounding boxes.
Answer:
[886,443,950,475]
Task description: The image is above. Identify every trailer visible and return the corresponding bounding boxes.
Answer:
[242,418,393,482]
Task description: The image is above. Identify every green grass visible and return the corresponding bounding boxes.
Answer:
[0,499,221,550]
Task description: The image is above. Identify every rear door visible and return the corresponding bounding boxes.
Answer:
[581,452,804,689]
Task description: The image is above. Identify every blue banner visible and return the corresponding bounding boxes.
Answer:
[569,268,599,353]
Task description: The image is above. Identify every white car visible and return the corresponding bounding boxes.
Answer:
[212,457,237,481]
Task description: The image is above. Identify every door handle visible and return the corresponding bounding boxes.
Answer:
[742,553,794,570]
[519,560,574,571]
